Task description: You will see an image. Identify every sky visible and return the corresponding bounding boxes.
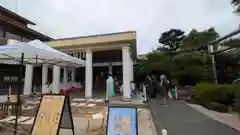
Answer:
[0,0,239,54]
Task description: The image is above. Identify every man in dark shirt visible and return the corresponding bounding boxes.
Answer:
[159,74,170,106]
[145,76,154,100]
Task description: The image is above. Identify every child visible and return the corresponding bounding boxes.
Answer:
[170,85,177,100]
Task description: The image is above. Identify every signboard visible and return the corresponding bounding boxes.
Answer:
[31,95,75,135]
[106,107,138,135]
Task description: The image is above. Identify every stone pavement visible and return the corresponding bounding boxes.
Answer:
[149,99,240,135]
[0,95,156,135]
[186,102,240,132]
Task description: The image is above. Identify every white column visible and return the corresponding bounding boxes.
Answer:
[52,66,60,94]
[71,68,75,82]
[23,64,33,95]
[63,67,68,85]
[85,49,93,98]
[42,65,48,94]
[122,46,131,100]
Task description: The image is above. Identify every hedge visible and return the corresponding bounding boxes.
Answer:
[192,83,240,113]
[234,99,240,113]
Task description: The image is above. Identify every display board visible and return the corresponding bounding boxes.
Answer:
[106,106,138,135]
[31,94,75,135]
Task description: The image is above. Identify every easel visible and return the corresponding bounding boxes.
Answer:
[30,94,75,135]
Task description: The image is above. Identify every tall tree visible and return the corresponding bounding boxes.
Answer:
[158,29,185,55]
[232,0,240,13]
[135,28,221,85]
[181,28,219,51]
[173,28,219,84]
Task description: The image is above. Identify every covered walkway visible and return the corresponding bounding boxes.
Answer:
[149,99,240,135]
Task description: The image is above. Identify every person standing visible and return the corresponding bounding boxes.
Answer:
[106,73,115,98]
[145,76,154,100]
[159,74,169,106]
[130,81,136,97]
[170,84,177,100]
[152,76,158,98]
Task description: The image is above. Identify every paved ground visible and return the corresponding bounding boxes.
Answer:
[186,102,240,131]
[59,108,157,135]
[0,95,156,135]
[149,99,240,135]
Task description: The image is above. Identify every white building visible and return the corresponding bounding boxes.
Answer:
[47,31,137,100]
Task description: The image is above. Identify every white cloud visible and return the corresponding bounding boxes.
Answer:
[0,0,239,54]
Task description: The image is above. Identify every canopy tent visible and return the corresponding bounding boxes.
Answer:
[0,41,85,67]
[0,40,85,135]
[28,40,85,67]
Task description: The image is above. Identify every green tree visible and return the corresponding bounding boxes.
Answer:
[174,28,219,84]
[158,29,185,56]
[181,28,219,51]
[135,28,220,85]
[135,52,171,75]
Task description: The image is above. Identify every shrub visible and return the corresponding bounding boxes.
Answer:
[207,102,229,113]
[233,88,240,99]
[233,99,240,113]
[192,83,237,106]
[192,83,240,112]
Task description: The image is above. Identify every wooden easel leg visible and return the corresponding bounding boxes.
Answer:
[101,118,104,127]
[87,120,90,131]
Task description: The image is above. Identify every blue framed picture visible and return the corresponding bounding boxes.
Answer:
[106,106,138,135]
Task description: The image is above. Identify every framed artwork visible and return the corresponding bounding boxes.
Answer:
[106,106,138,135]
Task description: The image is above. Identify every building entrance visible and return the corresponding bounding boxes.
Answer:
[75,65,123,98]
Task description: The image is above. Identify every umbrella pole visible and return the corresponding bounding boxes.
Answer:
[14,53,24,135]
